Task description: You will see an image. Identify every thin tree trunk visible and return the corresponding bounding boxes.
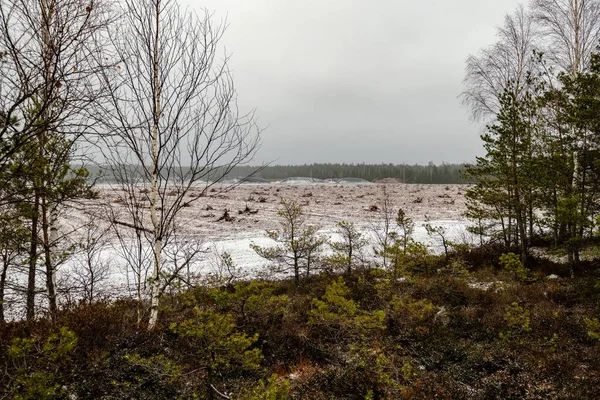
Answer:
[511,151,527,262]
[39,0,56,316]
[497,210,508,247]
[528,196,534,243]
[507,202,513,248]
[294,251,299,286]
[136,227,143,326]
[148,0,162,330]
[0,252,8,322]
[553,187,560,245]
[41,199,57,314]
[26,193,40,320]
[347,245,353,275]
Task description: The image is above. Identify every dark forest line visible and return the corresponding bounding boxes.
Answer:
[85,162,470,185]
[226,162,469,184]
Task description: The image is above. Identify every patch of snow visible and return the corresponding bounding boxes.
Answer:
[468,281,504,291]
[3,184,477,320]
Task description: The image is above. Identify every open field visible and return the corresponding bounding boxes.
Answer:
[62,182,474,272]
[5,183,473,319]
[75,182,471,239]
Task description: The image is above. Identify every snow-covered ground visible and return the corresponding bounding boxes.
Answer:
[206,219,474,270]
[4,183,474,319]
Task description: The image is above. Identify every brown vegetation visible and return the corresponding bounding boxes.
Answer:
[1,244,599,399]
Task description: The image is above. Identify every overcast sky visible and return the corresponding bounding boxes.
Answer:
[187,0,524,165]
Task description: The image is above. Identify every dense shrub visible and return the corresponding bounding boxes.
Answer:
[1,256,599,399]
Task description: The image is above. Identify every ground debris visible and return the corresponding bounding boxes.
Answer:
[238,204,259,215]
[216,209,234,222]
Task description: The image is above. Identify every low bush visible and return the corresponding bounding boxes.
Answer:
[1,254,599,399]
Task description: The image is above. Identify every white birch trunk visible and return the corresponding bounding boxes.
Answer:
[148,0,162,330]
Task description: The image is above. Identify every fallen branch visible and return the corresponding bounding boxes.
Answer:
[112,219,153,234]
[210,384,230,399]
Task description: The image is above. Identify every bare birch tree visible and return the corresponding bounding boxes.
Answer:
[465,0,600,121]
[98,0,260,329]
[461,5,538,121]
[532,0,600,75]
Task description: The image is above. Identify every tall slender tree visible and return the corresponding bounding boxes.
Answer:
[464,79,541,260]
[98,0,260,329]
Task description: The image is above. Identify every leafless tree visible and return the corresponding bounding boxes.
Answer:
[159,232,207,294]
[461,5,538,121]
[370,185,396,269]
[532,0,600,75]
[63,219,113,304]
[0,0,113,165]
[97,0,261,329]
[463,1,600,122]
[108,202,154,325]
[206,248,248,287]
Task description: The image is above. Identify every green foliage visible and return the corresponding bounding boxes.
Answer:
[322,253,351,274]
[107,353,183,395]
[462,78,541,254]
[396,208,414,237]
[385,239,431,277]
[124,353,181,384]
[464,50,600,263]
[373,207,436,277]
[439,258,471,277]
[8,126,95,205]
[499,252,529,281]
[500,302,532,341]
[11,372,62,400]
[236,374,290,400]
[8,327,78,399]
[326,220,367,274]
[251,198,325,284]
[584,316,600,341]
[170,307,262,373]
[308,277,385,340]
[2,266,600,398]
[209,281,290,325]
[390,296,436,322]
[540,332,560,353]
[347,344,406,396]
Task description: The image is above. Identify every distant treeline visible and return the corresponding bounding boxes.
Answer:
[85,163,470,184]
[227,163,469,184]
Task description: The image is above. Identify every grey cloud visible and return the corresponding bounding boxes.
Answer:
[185,0,524,164]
